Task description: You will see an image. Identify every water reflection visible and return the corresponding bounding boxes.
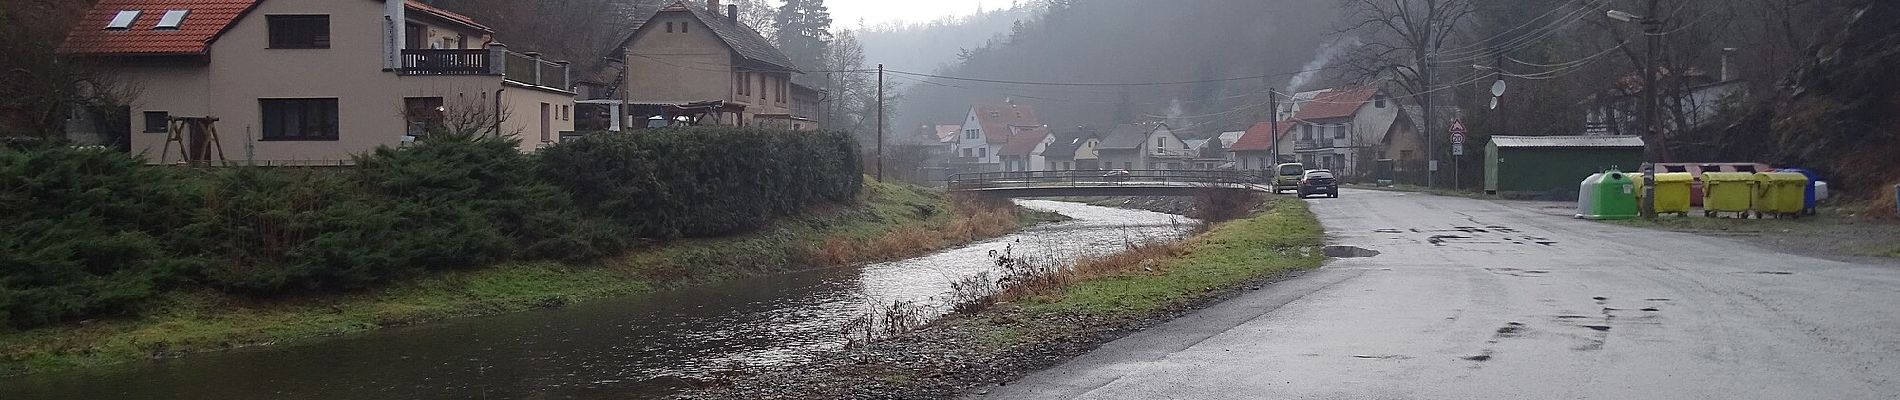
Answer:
[0,200,1191,399]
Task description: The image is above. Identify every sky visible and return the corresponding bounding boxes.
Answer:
[821,0,997,28]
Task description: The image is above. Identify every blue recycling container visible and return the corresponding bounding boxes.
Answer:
[1778,168,1823,215]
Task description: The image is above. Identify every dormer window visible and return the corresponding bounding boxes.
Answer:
[154,10,188,30]
[1374,95,1387,108]
[105,10,140,30]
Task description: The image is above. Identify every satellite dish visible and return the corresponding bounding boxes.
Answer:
[1491,80,1508,97]
[1489,97,1499,110]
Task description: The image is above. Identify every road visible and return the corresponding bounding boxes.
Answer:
[983,189,1900,399]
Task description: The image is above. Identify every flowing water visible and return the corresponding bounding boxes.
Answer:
[0,200,1191,399]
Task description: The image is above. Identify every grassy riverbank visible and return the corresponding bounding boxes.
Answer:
[0,181,1055,376]
[694,198,1326,398]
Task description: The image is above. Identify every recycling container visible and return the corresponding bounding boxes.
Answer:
[1753,172,1809,218]
[1648,173,1694,216]
[1582,170,1639,220]
[1701,172,1757,218]
[1777,168,1823,215]
[1575,172,1604,219]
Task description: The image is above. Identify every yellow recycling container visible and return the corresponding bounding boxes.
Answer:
[1753,172,1810,218]
[1701,172,1756,218]
[1648,173,1694,216]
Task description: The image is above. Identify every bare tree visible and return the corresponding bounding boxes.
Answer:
[1335,0,1478,186]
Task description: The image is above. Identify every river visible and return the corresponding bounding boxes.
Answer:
[0,200,1191,399]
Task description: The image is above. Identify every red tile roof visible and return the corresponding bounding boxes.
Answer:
[1292,86,1382,121]
[58,0,262,56]
[997,126,1050,156]
[973,103,1042,144]
[58,1,490,56]
[1229,121,1294,152]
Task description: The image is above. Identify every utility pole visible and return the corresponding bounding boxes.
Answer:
[1422,20,1437,189]
[1640,0,1661,220]
[876,63,885,182]
[1268,89,1280,170]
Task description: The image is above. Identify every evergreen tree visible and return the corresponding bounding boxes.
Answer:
[773,0,833,79]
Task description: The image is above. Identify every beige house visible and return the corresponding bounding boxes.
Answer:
[1096,123,1191,170]
[58,0,577,165]
[610,0,815,130]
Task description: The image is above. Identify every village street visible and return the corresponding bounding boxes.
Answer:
[986,189,1900,399]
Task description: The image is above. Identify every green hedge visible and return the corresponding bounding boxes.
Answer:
[0,128,861,330]
[537,127,862,239]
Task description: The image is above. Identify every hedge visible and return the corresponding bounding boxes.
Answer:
[0,128,861,330]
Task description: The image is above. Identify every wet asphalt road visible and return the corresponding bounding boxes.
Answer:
[984,189,1900,399]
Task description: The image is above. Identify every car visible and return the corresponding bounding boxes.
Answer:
[1297,170,1338,198]
[1272,163,1306,193]
[1102,169,1132,181]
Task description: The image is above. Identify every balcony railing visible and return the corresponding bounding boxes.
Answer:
[1294,137,1336,151]
[504,52,569,90]
[397,47,571,92]
[399,49,491,75]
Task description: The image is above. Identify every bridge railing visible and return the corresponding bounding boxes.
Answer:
[947,170,1268,191]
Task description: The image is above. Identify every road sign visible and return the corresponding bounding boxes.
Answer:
[1452,142,1465,156]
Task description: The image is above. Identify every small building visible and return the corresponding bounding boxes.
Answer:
[951,102,1042,173]
[1484,135,1646,196]
[1227,121,1293,171]
[1042,127,1101,171]
[996,126,1053,172]
[1096,122,1189,170]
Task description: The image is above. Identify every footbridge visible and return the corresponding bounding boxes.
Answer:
[946,170,1275,197]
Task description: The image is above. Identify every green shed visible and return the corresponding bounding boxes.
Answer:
[1484,135,1645,197]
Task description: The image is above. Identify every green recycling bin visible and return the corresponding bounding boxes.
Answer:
[1702,172,1756,218]
[1640,173,1694,216]
[1753,172,1809,219]
[1582,169,1639,220]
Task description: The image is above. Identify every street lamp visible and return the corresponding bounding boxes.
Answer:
[1608,1,1663,220]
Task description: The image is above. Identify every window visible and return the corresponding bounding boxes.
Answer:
[143,111,169,133]
[1374,95,1387,108]
[260,98,339,141]
[962,148,972,158]
[1240,158,1249,169]
[978,148,987,158]
[268,15,330,49]
[1334,126,1346,139]
[666,22,674,33]
[735,72,749,96]
[1156,137,1166,148]
[778,78,788,103]
[106,10,140,30]
[681,21,688,33]
[403,97,443,136]
[154,10,188,30]
[759,76,767,100]
[1302,125,1313,140]
[966,129,978,139]
[562,105,571,121]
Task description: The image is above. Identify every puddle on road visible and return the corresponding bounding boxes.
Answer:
[1323,246,1381,258]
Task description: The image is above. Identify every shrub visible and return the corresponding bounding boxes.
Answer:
[538,127,862,239]
[0,145,198,328]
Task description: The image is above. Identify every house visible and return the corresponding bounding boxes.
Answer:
[1583,68,1744,136]
[1270,86,1416,180]
[996,126,1054,172]
[952,102,1043,173]
[609,0,815,130]
[1485,135,1645,197]
[1096,122,1190,170]
[1043,127,1102,171]
[1227,121,1293,170]
[57,0,578,165]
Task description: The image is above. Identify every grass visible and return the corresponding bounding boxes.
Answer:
[0,180,1046,376]
[1608,206,1900,259]
[1015,198,1325,317]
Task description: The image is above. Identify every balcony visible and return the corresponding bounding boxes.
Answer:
[1294,137,1336,151]
[399,49,491,75]
[397,47,571,92]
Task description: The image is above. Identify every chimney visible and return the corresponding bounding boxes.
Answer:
[728,4,739,25]
[707,0,721,16]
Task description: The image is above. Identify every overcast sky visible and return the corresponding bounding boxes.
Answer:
[823,0,996,28]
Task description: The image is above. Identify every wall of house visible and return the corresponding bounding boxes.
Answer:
[953,109,996,164]
[624,12,734,108]
[1145,127,1192,168]
[501,84,578,153]
[122,0,516,164]
[1097,148,1142,171]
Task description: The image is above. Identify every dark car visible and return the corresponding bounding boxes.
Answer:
[1297,170,1338,198]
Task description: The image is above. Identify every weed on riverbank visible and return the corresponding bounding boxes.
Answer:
[686,198,1325,399]
[0,181,1045,377]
